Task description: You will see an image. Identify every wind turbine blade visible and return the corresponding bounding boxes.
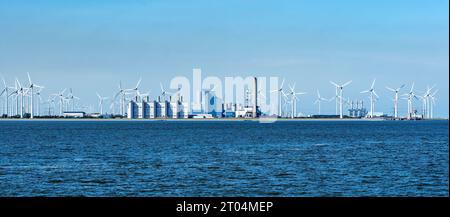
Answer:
[15,78,21,88]
[399,84,405,89]
[317,90,320,98]
[429,84,436,92]
[96,92,101,99]
[386,87,395,92]
[373,91,379,98]
[342,80,352,87]
[410,82,415,92]
[280,78,285,89]
[329,81,339,87]
[432,89,439,96]
[27,72,32,85]
[136,78,142,89]
[160,83,164,92]
[360,90,370,94]
[371,79,376,89]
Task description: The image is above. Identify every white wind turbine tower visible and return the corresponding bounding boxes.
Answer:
[386,84,405,118]
[1,77,13,117]
[96,92,109,115]
[360,79,379,118]
[52,89,67,116]
[15,79,28,118]
[66,88,80,111]
[26,72,44,119]
[35,88,44,117]
[314,90,329,115]
[330,80,352,119]
[114,81,126,116]
[270,78,285,117]
[423,85,436,119]
[281,91,289,117]
[429,89,438,119]
[287,83,306,118]
[402,83,417,119]
[114,79,139,117]
[47,96,56,116]
[8,81,19,116]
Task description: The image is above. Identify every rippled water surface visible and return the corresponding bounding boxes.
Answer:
[0,120,448,196]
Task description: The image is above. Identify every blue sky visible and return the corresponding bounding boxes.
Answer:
[0,0,448,117]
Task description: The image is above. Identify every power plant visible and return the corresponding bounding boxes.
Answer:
[0,71,442,120]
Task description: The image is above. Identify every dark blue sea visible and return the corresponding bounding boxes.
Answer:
[0,120,448,196]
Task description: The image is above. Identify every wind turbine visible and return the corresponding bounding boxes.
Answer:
[8,81,19,116]
[52,89,67,116]
[114,81,127,116]
[386,84,405,118]
[26,72,44,118]
[126,78,142,101]
[402,83,417,119]
[159,82,172,102]
[422,85,436,119]
[66,88,80,111]
[314,90,329,115]
[330,80,352,119]
[15,79,28,118]
[270,78,285,117]
[287,83,306,118]
[47,96,56,116]
[35,88,44,117]
[0,77,13,117]
[96,92,109,115]
[429,89,438,119]
[360,79,379,118]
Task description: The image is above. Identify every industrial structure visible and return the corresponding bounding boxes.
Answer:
[0,71,442,120]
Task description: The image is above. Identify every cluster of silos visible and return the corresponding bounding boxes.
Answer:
[127,95,188,119]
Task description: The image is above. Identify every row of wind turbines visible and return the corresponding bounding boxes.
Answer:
[0,73,440,119]
[270,78,439,119]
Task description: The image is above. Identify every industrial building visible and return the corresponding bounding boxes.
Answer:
[347,100,368,118]
[127,95,188,119]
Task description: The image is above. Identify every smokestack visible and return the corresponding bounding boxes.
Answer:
[253,77,257,118]
[158,96,161,102]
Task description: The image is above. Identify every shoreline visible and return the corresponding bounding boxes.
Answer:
[0,118,448,122]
